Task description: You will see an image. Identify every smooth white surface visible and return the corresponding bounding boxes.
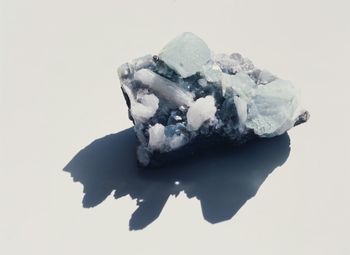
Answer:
[1,0,349,254]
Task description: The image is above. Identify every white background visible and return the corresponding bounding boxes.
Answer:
[1,0,350,254]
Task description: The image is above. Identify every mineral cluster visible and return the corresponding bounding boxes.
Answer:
[118,32,309,167]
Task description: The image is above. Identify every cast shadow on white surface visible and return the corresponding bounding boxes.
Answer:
[64,128,290,230]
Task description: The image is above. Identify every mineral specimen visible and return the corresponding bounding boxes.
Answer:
[118,32,309,167]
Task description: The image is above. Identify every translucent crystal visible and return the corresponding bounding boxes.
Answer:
[246,79,299,137]
[221,72,256,100]
[159,32,211,78]
[133,69,194,107]
[118,33,309,167]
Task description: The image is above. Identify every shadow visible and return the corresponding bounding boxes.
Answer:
[64,128,290,230]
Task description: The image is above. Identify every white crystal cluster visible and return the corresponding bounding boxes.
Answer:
[118,32,308,166]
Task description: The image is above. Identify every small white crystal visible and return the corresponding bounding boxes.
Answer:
[148,123,166,151]
[122,86,159,123]
[132,92,159,122]
[187,96,217,131]
[174,116,182,121]
[148,124,188,152]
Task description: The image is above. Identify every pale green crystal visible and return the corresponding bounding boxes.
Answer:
[159,32,211,78]
[246,79,299,137]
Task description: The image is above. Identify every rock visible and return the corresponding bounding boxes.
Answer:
[118,33,309,167]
